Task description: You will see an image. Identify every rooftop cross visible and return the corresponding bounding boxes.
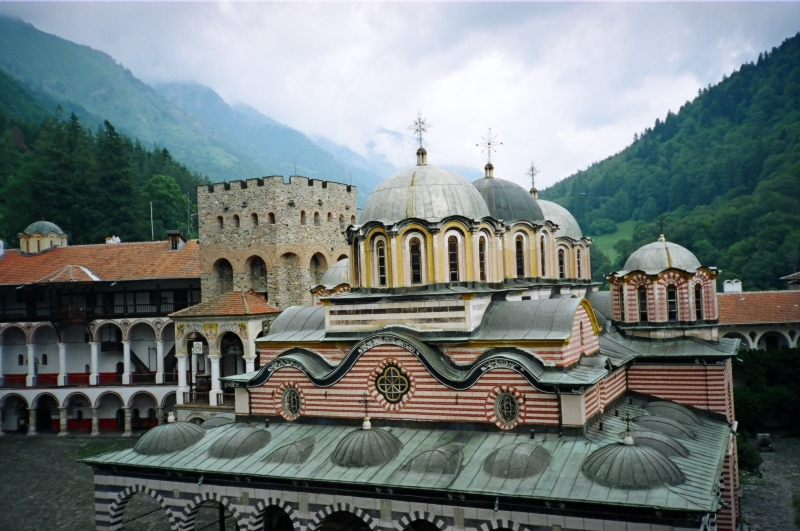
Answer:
[623,412,633,433]
[477,128,502,164]
[526,161,540,190]
[409,112,430,148]
[657,216,666,241]
[358,392,373,418]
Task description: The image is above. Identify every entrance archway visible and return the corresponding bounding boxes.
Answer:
[64,393,92,432]
[0,395,28,433]
[120,491,173,530]
[96,393,124,432]
[33,394,58,432]
[220,333,245,378]
[320,511,371,531]
[759,331,790,351]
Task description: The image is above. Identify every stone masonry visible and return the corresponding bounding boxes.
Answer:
[197,176,356,308]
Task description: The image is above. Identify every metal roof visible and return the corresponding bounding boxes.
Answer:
[22,220,64,235]
[616,240,701,276]
[472,299,582,341]
[82,399,730,513]
[536,200,582,239]
[360,165,490,225]
[260,306,326,343]
[581,441,685,490]
[317,258,349,289]
[471,178,544,224]
[133,422,206,456]
[599,331,739,359]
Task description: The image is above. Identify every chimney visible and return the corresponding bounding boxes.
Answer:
[166,230,187,251]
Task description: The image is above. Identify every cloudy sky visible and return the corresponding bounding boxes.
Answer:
[3,2,800,189]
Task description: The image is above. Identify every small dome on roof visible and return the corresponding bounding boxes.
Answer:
[207,425,272,459]
[582,439,685,489]
[634,416,696,440]
[472,178,544,224]
[401,442,462,476]
[619,430,690,458]
[536,200,582,239]
[622,239,701,274]
[643,401,702,426]
[201,413,236,429]
[360,164,490,225]
[263,437,316,466]
[22,220,64,236]
[318,258,349,288]
[134,422,205,455]
[330,427,402,467]
[482,441,551,479]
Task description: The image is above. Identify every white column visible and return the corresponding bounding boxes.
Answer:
[90,407,100,436]
[208,355,221,406]
[432,232,440,283]
[121,340,131,384]
[121,407,132,437]
[176,354,187,405]
[155,340,164,384]
[58,407,68,437]
[26,344,36,387]
[57,343,67,386]
[244,338,256,373]
[89,342,99,385]
[390,234,399,287]
[27,408,36,436]
[0,344,5,387]
[190,352,198,385]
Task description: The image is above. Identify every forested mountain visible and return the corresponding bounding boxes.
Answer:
[0,68,207,246]
[0,17,385,202]
[543,33,800,291]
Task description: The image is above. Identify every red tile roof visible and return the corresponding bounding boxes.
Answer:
[170,290,280,318]
[0,240,201,285]
[35,265,100,283]
[717,291,800,325]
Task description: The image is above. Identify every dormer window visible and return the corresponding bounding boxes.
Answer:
[166,230,186,251]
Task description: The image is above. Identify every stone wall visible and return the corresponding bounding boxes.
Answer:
[197,176,356,308]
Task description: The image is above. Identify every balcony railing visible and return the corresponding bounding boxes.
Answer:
[0,301,196,322]
[183,392,209,405]
[131,373,156,384]
[3,375,27,388]
[99,373,122,385]
[66,373,90,385]
[37,374,58,386]
[216,393,235,407]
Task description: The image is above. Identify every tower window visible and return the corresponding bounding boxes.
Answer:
[695,285,703,320]
[376,240,387,287]
[251,213,258,226]
[327,212,332,222]
[233,215,240,228]
[479,237,487,282]
[638,286,648,322]
[314,212,320,225]
[268,212,275,224]
[540,236,546,276]
[619,286,625,321]
[667,285,678,322]
[409,237,422,285]
[558,249,566,279]
[515,236,525,278]
[576,249,582,278]
[217,216,223,229]
[300,211,306,225]
[42,354,48,366]
[448,236,460,282]
[579,322,584,346]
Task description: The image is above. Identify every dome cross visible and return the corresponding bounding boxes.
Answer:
[526,161,540,197]
[409,111,431,149]
[477,128,502,164]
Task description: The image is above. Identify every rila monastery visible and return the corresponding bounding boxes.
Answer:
[2,135,799,531]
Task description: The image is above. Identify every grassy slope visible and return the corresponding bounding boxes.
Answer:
[588,219,637,264]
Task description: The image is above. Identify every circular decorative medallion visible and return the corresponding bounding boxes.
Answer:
[375,365,410,403]
[494,392,520,425]
[282,387,302,419]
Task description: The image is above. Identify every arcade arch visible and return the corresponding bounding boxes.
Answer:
[95,392,124,432]
[0,394,28,433]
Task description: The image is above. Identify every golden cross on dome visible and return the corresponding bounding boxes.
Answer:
[526,161,540,190]
[477,128,502,164]
[409,112,430,148]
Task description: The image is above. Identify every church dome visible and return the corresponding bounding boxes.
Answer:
[482,442,551,479]
[207,425,272,459]
[581,439,685,489]
[536,200,582,239]
[472,177,544,224]
[201,413,236,429]
[319,258,349,288]
[22,220,64,236]
[360,161,490,225]
[623,239,701,274]
[330,427,402,467]
[133,422,206,455]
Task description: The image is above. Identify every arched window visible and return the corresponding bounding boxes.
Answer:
[37,240,41,252]
[448,236,460,282]
[409,237,422,285]
[42,354,48,366]
[515,235,525,278]
[350,215,356,224]
[233,215,240,228]
[558,249,566,279]
[314,212,320,225]
[667,285,678,322]
[375,240,387,287]
[251,213,258,226]
[268,212,276,224]
[353,244,361,285]
[695,285,704,320]
[84,364,90,374]
[540,236,547,277]
[638,286,649,322]
[478,237,487,282]
[18,354,23,366]
[327,212,332,222]
[339,214,345,230]
[619,286,626,321]
[300,211,306,225]
[576,249,582,278]
[76,410,84,420]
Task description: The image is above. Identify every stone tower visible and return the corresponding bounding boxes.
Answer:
[197,176,357,308]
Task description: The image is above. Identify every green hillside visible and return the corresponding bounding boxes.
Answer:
[543,33,800,290]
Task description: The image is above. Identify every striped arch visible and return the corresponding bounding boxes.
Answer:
[478,519,526,531]
[93,320,124,342]
[396,511,448,531]
[307,503,378,531]
[128,319,159,341]
[30,321,59,342]
[182,491,245,531]
[0,323,31,344]
[107,484,179,531]
[248,497,299,531]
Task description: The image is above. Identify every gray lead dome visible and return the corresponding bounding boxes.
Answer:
[472,178,544,224]
[582,442,685,489]
[330,428,402,467]
[360,165,490,225]
[133,422,206,455]
[207,426,272,459]
[622,240,701,274]
[536,200,583,239]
